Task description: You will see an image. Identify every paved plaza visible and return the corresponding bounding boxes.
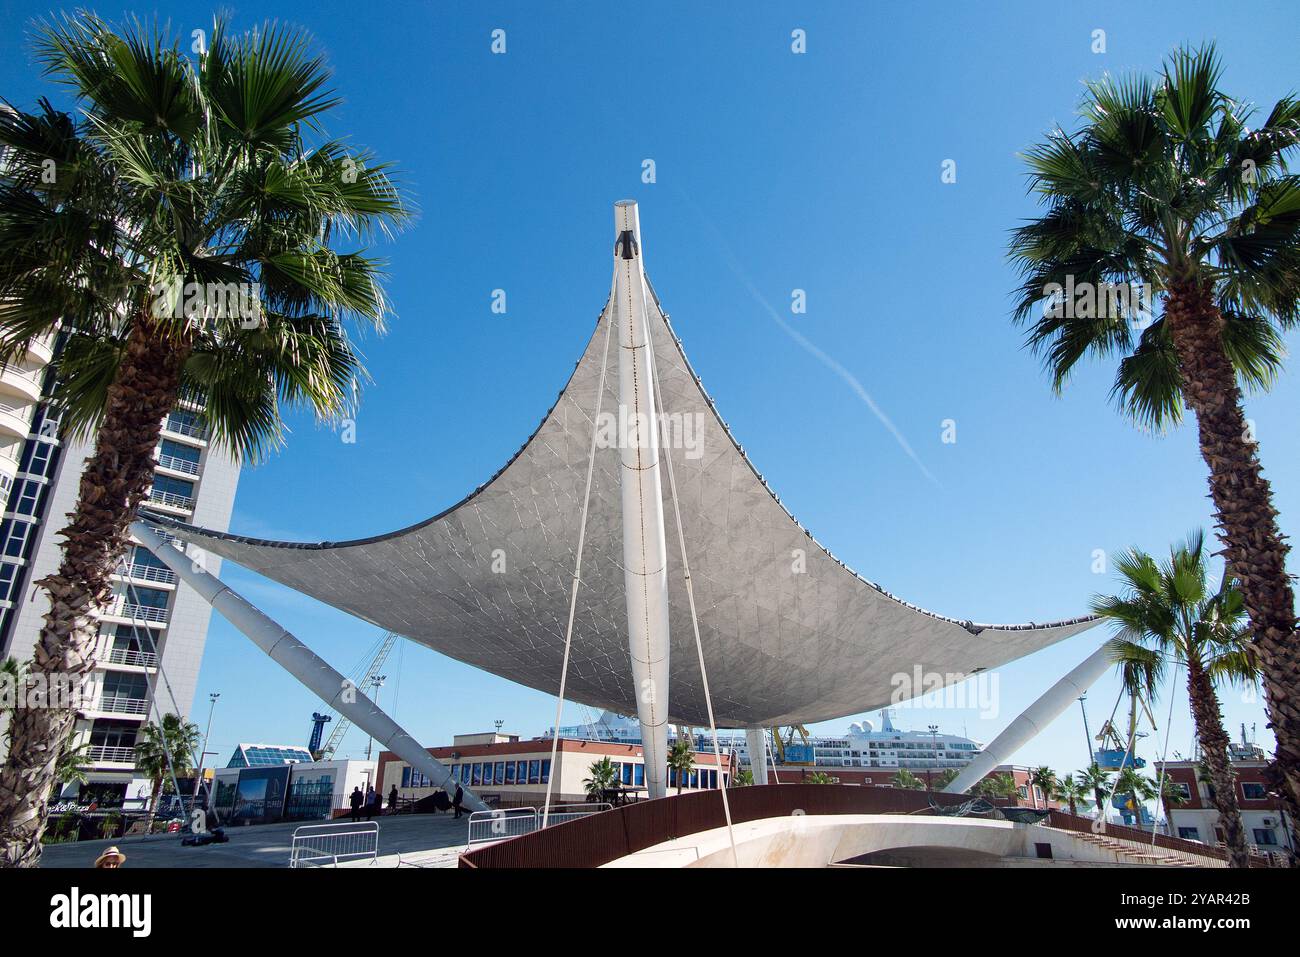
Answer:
[38,813,471,869]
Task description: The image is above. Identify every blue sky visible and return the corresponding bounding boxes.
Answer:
[2,1,1296,778]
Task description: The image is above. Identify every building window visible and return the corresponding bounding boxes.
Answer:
[505,761,516,785]
[1169,782,1192,801]
[160,438,201,466]
[152,474,195,501]
[634,764,644,787]
[470,763,481,786]
[126,585,170,609]
[12,479,42,517]
[528,760,540,784]
[540,759,550,785]
[1253,829,1278,846]
[1241,782,1267,800]
[0,518,34,558]
[1177,826,1200,841]
[493,762,505,785]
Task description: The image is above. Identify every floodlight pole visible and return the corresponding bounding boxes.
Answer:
[130,520,488,813]
[944,641,1112,796]
[612,200,671,801]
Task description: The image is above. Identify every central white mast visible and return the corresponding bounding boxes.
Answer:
[612,200,671,800]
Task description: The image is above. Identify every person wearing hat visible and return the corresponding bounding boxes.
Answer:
[94,846,126,868]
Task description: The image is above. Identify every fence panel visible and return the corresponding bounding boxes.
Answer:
[289,821,379,868]
[467,807,539,846]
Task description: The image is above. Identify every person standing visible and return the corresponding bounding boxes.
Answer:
[452,782,464,819]
[364,785,377,821]
[387,785,399,815]
[348,786,363,823]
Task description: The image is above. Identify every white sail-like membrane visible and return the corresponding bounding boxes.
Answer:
[150,211,1097,729]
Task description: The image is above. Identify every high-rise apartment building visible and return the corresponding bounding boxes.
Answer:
[0,351,240,806]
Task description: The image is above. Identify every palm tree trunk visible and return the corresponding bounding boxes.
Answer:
[1184,656,1251,868]
[1166,279,1300,853]
[0,317,187,868]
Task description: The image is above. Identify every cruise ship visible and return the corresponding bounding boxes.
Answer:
[552,709,984,774]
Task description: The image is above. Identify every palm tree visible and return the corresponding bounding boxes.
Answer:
[582,757,618,802]
[52,739,91,796]
[972,773,1019,801]
[134,713,201,821]
[1160,775,1190,810]
[804,771,837,785]
[890,769,924,790]
[667,738,695,795]
[733,768,754,787]
[933,768,960,791]
[1009,42,1300,821]
[1113,767,1159,823]
[1094,532,1258,866]
[1029,766,1058,809]
[1053,774,1090,816]
[0,14,406,866]
[1078,763,1113,817]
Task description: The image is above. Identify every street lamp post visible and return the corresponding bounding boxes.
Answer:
[193,692,220,802]
[927,724,939,790]
[365,675,387,761]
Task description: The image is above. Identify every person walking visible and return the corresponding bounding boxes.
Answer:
[452,782,464,819]
[348,786,363,823]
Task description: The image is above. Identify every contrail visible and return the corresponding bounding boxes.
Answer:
[677,192,940,486]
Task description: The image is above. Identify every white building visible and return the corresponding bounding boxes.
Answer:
[0,372,240,806]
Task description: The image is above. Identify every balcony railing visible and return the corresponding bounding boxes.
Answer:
[147,488,195,511]
[163,416,207,440]
[92,695,149,716]
[115,561,177,586]
[156,452,200,476]
[88,745,137,764]
[107,601,168,624]
[104,647,159,668]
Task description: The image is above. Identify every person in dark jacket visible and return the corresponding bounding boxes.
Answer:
[452,783,464,819]
[364,785,377,821]
[349,786,364,822]
[387,785,399,814]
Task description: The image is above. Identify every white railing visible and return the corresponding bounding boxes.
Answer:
[466,803,610,847]
[163,417,206,440]
[147,489,195,510]
[115,561,177,586]
[104,647,159,668]
[88,745,136,763]
[289,821,379,868]
[156,453,200,476]
[93,695,149,716]
[108,601,168,624]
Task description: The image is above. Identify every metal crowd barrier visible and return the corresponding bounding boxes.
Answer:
[289,821,379,868]
[466,803,611,847]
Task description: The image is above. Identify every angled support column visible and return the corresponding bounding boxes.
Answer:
[746,727,769,785]
[130,520,487,813]
[612,200,671,800]
[944,640,1112,795]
